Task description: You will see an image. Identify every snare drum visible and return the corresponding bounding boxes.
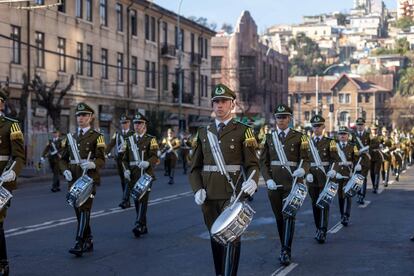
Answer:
[67,175,93,208]
[282,183,308,217]
[316,181,338,209]
[131,173,153,201]
[0,186,12,211]
[343,174,364,197]
[211,202,255,245]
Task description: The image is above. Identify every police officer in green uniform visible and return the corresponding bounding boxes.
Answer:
[336,126,361,226]
[352,118,371,204]
[106,114,134,208]
[0,91,25,275]
[59,103,106,257]
[381,127,393,187]
[189,84,259,276]
[260,104,309,266]
[369,125,383,193]
[122,113,159,237]
[161,129,181,185]
[305,115,340,243]
[40,128,63,192]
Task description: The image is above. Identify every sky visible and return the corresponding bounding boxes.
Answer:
[154,0,397,32]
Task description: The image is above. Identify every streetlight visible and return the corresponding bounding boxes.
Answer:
[177,0,184,132]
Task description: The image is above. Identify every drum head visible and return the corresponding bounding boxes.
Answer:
[211,202,243,235]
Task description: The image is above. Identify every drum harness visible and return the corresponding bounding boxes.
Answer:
[128,135,142,167]
[356,136,371,160]
[336,142,352,175]
[308,137,326,175]
[270,131,296,190]
[115,132,126,157]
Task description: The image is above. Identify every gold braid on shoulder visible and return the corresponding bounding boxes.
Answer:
[150,138,159,150]
[244,128,258,148]
[97,135,106,148]
[10,122,23,141]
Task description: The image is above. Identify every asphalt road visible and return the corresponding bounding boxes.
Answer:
[5,165,414,276]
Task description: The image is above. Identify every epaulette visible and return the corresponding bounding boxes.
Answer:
[61,137,67,147]
[353,145,359,155]
[4,116,18,123]
[300,135,309,149]
[329,139,337,151]
[244,128,258,148]
[150,137,159,150]
[96,134,106,148]
[192,131,199,148]
[10,121,23,141]
[162,138,167,144]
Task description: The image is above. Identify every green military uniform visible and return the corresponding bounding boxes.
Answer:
[260,104,309,266]
[59,103,105,257]
[351,118,371,204]
[105,114,134,207]
[336,127,359,226]
[369,125,384,193]
[160,133,181,184]
[0,91,25,275]
[122,113,159,237]
[180,133,192,175]
[306,115,340,243]
[381,128,393,187]
[41,129,63,192]
[189,84,259,276]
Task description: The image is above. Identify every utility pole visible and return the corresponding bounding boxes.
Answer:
[177,0,184,131]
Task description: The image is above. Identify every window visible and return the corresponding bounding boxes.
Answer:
[162,21,168,44]
[86,44,93,77]
[191,72,195,96]
[57,37,66,72]
[58,0,66,13]
[305,95,311,103]
[36,0,44,4]
[204,75,208,97]
[191,33,195,54]
[35,32,45,68]
[162,65,168,91]
[200,74,204,97]
[86,0,92,22]
[145,15,149,40]
[100,0,107,26]
[175,27,178,49]
[116,3,123,32]
[358,94,362,103]
[365,94,370,103]
[11,25,21,64]
[145,15,156,41]
[180,29,184,51]
[117,52,123,82]
[346,94,350,103]
[339,93,350,103]
[130,9,137,36]
[76,0,82,18]
[204,38,208,59]
[131,56,137,85]
[305,111,310,121]
[212,56,222,74]
[318,94,322,104]
[339,94,344,103]
[76,42,83,75]
[145,61,150,88]
[151,62,156,88]
[326,95,332,104]
[101,48,108,79]
[262,62,266,79]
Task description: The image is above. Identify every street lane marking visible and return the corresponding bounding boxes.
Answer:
[358,200,371,208]
[328,222,343,234]
[6,191,192,238]
[271,263,298,276]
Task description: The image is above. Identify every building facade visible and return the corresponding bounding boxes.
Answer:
[0,0,215,147]
[211,11,288,124]
[288,74,394,131]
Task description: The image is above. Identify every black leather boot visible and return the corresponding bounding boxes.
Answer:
[119,185,131,209]
[276,219,284,244]
[132,196,149,237]
[69,210,88,256]
[280,218,295,266]
[316,208,328,244]
[0,224,8,276]
[210,239,225,276]
[83,211,93,252]
[0,260,9,276]
[223,240,241,276]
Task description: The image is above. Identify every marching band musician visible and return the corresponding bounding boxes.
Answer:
[40,128,63,192]
[180,131,192,175]
[369,125,383,194]
[160,128,181,185]
[352,118,371,205]
[259,104,309,266]
[122,113,159,238]
[391,131,403,182]
[305,115,340,244]
[335,126,361,226]
[381,127,393,187]
[105,114,134,209]
[189,84,259,276]
[0,90,25,276]
[59,103,106,257]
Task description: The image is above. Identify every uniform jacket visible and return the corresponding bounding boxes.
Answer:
[106,129,134,159]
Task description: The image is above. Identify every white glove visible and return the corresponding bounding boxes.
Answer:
[138,161,150,169]
[63,170,73,181]
[266,179,280,190]
[327,170,337,178]
[40,157,45,163]
[355,164,362,171]
[241,179,257,196]
[194,189,206,205]
[0,170,16,183]
[306,173,314,183]
[124,170,131,181]
[80,161,96,170]
[336,173,348,180]
[292,168,305,178]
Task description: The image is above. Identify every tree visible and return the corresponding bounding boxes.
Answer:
[396,16,414,30]
[30,74,74,130]
[335,13,347,26]
[221,23,233,33]
[188,16,217,30]
[398,67,414,96]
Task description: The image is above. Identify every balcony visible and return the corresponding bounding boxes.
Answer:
[161,44,176,59]
[190,53,202,66]
[173,92,194,105]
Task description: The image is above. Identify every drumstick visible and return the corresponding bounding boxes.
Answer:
[82,152,92,177]
[141,151,145,176]
[230,170,256,209]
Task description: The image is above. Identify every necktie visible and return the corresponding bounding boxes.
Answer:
[79,129,84,138]
[341,143,345,149]
[218,123,225,136]
[279,131,286,144]
[315,137,320,144]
